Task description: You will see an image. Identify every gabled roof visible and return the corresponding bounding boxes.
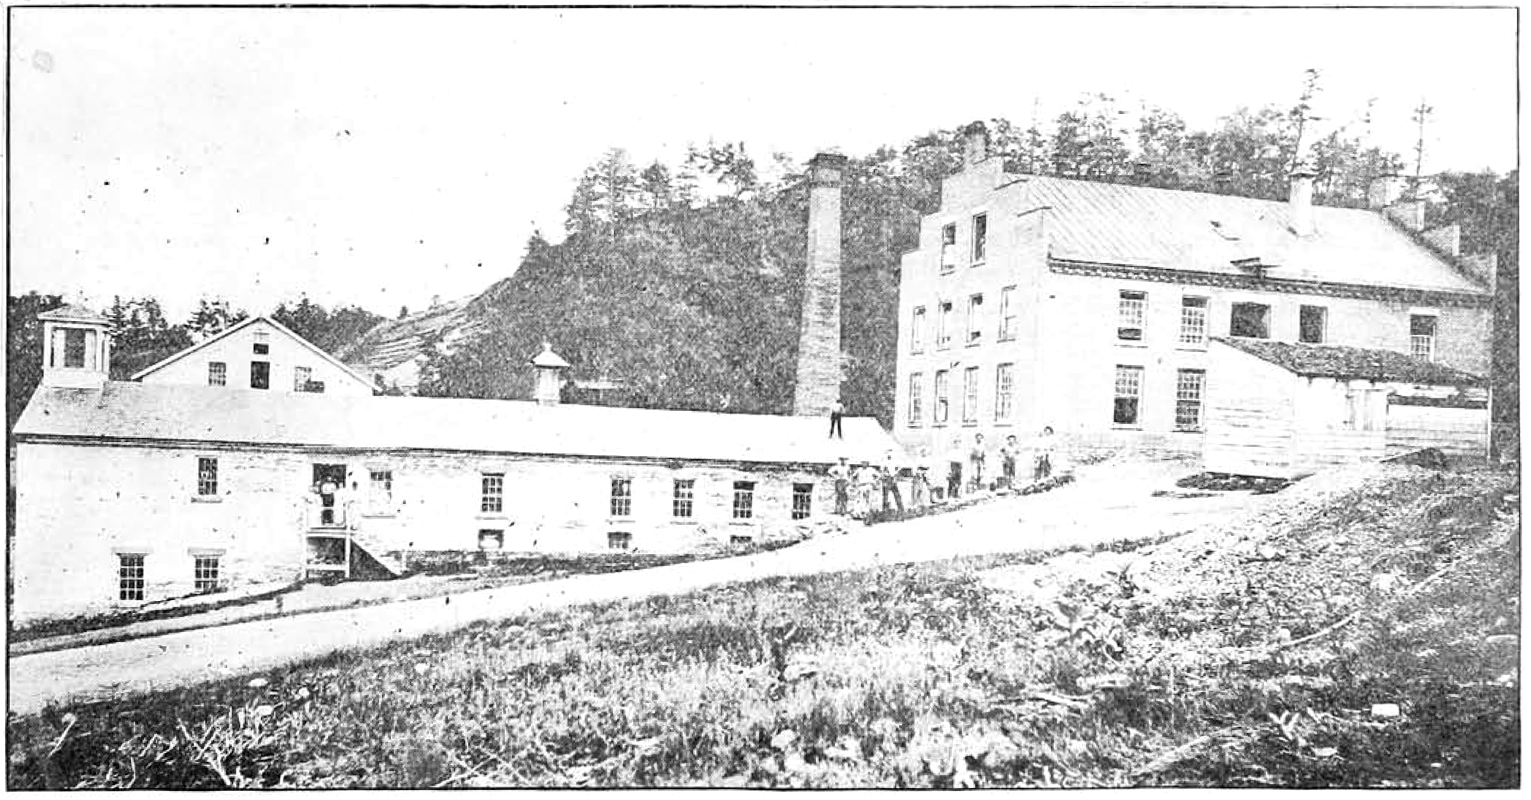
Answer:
[38,304,111,325]
[129,316,375,390]
[1016,176,1485,295]
[1212,337,1484,386]
[14,382,899,467]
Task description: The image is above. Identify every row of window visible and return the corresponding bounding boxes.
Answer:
[195,459,810,521]
[913,287,1441,361]
[485,473,811,521]
[207,361,324,392]
[204,334,326,391]
[600,477,813,521]
[476,528,757,554]
[1113,365,1206,430]
[904,364,1207,431]
[117,553,220,601]
[938,213,987,271]
[908,363,1016,426]
[910,287,1019,353]
[1116,291,1440,360]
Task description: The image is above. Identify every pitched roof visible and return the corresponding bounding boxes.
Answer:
[1017,176,1485,294]
[335,297,485,374]
[14,382,900,466]
[1212,337,1484,386]
[37,304,111,325]
[129,316,375,390]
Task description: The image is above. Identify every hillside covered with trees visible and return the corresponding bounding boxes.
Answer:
[419,88,1519,428]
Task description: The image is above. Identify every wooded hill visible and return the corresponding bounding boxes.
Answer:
[418,99,1518,428]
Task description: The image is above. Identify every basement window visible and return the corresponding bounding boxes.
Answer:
[1230,302,1271,339]
[478,529,504,550]
[607,531,633,550]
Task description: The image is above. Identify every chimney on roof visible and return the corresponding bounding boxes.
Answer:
[530,342,570,407]
[1367,173,1406,209]
[793,152,848,417]
[1288,163,1318,237]
[961,121,990,169]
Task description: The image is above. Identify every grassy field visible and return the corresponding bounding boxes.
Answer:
[6,465,1518,788]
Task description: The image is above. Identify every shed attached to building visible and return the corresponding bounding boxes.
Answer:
[1204,337,1488,479]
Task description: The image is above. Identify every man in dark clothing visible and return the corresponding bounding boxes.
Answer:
[880,451,905,514]
[829,456,852,515]
[828,399,845,439]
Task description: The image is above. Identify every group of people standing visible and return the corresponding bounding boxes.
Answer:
[827,426,1057,521]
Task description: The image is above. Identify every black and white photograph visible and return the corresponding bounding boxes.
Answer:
[3,4,1520,788]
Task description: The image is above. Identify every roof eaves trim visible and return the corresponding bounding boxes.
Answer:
[1049,257,1492,308]
[9,433,847,469]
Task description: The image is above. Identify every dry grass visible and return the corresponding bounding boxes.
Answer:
[6,465,1517,788]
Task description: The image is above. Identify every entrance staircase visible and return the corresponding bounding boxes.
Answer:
[303,509,405,580]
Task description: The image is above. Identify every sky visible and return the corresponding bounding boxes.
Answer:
[7,6,1518,322]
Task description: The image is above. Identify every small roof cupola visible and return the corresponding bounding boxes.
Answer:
[1288,162,1319,237]
[530,342,570,407]
[38,304,112,389]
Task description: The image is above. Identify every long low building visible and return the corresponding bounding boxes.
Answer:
[12,307,898,624]
[1204,337,1489,479]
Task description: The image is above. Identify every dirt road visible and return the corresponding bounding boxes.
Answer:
[8,459,1267,716]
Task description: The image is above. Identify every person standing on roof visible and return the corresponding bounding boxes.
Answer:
[828,398,845,439]
[829,456,852,515]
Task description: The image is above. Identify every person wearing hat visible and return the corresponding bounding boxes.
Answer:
[829,455,852,515]
[912,446,933,508]
[853,460,878,520]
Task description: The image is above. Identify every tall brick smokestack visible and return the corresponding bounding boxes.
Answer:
[793,152,848,417]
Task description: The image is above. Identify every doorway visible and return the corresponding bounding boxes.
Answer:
[313,464,348,526]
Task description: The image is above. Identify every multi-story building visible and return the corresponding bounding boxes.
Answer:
[894,123,1496,458]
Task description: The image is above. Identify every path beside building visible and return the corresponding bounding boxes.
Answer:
[8,459,1268,716]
